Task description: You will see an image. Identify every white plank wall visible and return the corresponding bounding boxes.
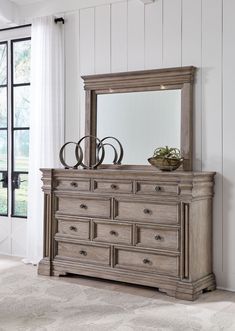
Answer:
[223,0,235,288]
[79,7,95,137]
[111,2,128,72]
[182,0,202,171]
[95,5,111,73]
[63,0,235,290]
[79,8,95,75]
[162,0,182,67]
[64,13,80,164]
[145,0,162,69]
[201,0,223,286]
[127,0,145,71]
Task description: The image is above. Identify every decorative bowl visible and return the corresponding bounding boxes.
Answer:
[148,157,183,171]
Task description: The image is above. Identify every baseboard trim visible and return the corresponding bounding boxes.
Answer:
[216,286,235,293]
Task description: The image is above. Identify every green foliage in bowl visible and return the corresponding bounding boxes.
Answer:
[148,146,183,171]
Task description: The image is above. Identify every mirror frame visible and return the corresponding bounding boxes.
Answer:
[82,66,196,171]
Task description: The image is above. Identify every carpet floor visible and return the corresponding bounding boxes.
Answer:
[1,255,235,331]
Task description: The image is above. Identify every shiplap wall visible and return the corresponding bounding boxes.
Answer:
[64,0,235,291]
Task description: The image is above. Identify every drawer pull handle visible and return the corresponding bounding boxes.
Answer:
[143,208,151,215]
[71,182,78,187]
[111,184,118,190]
[69,226,78,232]
[143,258,151,265]
[155,186,162,192]
[110,230,118,236]
[79,250,87,256]
[155,235,162,241]
[80,204,87,209]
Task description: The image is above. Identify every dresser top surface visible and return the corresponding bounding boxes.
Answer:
[41,167,216,181]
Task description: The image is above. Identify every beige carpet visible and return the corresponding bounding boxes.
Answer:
[1,256,235,331]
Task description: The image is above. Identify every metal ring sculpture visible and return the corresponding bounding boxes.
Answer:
[59,136,123,169]
[59,141,83,169]
[98,136,124,165]
[97,143,118,164]
[76,135,105,169]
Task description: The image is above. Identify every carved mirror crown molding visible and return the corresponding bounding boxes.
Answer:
[82,66,196,171]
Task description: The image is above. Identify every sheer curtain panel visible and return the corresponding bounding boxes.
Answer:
[23,16,64,265]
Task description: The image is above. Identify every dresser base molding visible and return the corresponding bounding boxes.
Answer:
[38,258,216,301]
[38,258,53,276]
[175,274,216,300]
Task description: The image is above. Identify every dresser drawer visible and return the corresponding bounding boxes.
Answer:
[57,241,110,266]
[114,199,179,225]
[93,180,133,194]
[114,247,179,277]
[57,219,90,240]
[57,196,111,219]
[93,221,133,245]
[55,179,90,191]
[135,225,179,251]
[136,181,179,196]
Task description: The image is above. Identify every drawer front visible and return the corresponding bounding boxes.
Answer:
[93,221,133,245]
[57,242,110,266]
[58,196,111,219]
[114,247,179,277]
[135,225,179,251]
[114,200,179,224]
[93,180,133,194]
[136,181,179,196]
[55,179,90,191]
[58,219,90,240]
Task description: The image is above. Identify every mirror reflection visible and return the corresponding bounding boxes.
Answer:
[97,89,181,165]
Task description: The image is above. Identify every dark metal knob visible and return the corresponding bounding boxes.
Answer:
[143,258,151,265]
[69,226,77,232]
[80,204,87,209]
[111,184,118,190]
[79,250,87,256]
[155,186,162,192]
[110,230,118,236]
[143,208,151,214]
[71,182,78,187]
[155,235,162,241]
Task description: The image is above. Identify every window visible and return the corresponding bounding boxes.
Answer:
[0,37,31,218]
[0,41,8,216]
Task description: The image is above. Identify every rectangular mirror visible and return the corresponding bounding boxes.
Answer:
[83,66,195,170]
[97,90,181,165]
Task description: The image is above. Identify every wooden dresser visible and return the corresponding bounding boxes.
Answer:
[38,168,216,300]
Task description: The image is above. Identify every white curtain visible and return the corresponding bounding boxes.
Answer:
[23,16,64,265]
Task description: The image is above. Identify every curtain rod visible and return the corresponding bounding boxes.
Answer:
[54,17,65,24]
[0,24,31,32]
[0,17,64,32]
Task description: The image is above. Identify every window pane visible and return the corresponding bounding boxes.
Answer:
[13,40,31,84]
[0,43,7,85]
[14,130,29,172]
[14,86,30,127]
[0,87,7,128]
[0,130,7,171]
[0,172,7,215]
[13,173,28,217]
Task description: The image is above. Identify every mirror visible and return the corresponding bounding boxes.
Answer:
[97,90,181,165]
[82,66,195,171]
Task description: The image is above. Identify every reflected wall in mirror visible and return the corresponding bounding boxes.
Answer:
[97,90,181,165]
[83,66,195,170]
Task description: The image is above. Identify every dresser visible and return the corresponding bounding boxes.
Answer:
[38,168,216,300]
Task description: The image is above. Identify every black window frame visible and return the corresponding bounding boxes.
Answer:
[0,40,8,217]
[10,37,31,218]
